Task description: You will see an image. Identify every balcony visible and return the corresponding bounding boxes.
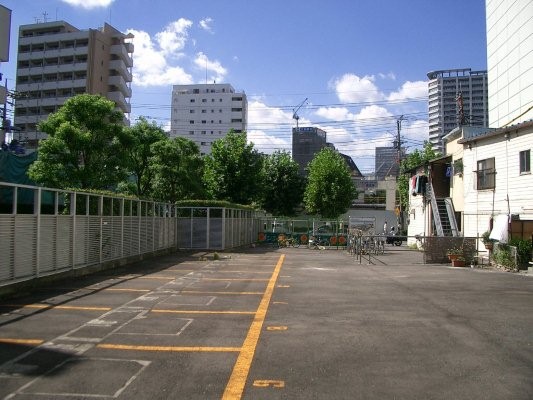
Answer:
[110,44,133,67]
[108,60,132,82]
[108,76,132,98]
[108,91,131,114]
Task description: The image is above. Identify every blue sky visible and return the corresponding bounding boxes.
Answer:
[1,0,488,173]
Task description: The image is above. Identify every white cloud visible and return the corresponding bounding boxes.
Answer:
[155,18,193,56]
[194,52,227,83]
[315,107,353,121]
[330,74,385,103]
[402,119,430,146]
[354,104,392,123]
[388,80,427,101]
[127,19,229,87]
[128,28,193,86]
[199,18,214,33]
[60,0,114,9]
[378,72,396,80]
[247,100,295,154]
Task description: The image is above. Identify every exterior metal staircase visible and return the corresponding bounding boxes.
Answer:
[428,184,459,237]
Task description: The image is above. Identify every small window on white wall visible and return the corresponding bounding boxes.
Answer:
[476,157,495,190]
[519,150,531,174]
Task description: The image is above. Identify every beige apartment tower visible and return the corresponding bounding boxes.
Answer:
[13,21,133,150]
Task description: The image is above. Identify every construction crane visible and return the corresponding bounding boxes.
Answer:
[292,98,308,130]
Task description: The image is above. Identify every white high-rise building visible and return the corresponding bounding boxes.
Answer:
[14,21,134,150]
[427,68,488,154]
[170,83,247,155]
[486,0,533,128]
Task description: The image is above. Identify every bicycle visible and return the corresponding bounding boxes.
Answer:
[309,235,329,250]
[374,234,385,255]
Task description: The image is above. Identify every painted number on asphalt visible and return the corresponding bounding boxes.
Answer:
[253,380,285,388]
[266,326,288,331]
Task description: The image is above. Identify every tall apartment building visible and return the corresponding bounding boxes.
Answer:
[292,126,327,176]
[427,68,488,154]
[374,146,406,180]
[170,83,247,155]
[13,21,134,150]
[486,0,533,127]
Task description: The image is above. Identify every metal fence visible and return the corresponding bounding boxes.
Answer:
[0,182,177,287]
[0,182,263,288]
[177,207,260,250]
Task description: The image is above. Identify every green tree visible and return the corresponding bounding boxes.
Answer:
[149,137,205,203]
[261,150,304,216]
[203,131,264,204]
[122,117,167,197]
[398,141,439,210]
[28,94,131,190]
[303,148,356,218]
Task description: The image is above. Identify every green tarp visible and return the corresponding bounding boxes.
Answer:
[0,151,37,185]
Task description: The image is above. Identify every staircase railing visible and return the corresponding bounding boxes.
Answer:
[427,183,444,236]
[427,183,461,237]
[444,197,460,237]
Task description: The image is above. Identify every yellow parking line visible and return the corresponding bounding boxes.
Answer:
[0,338,44,345]
[102,288,151,293]
[97,344,240,352]
[222,254,285,399]
[152,309,255,315]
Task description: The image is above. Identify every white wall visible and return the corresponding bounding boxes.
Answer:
[486,0,533,127]
[462,127,533,239]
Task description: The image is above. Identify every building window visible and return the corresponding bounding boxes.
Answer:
[189,110,195,113]
[189,120,194,124]
[476,157,495,190]
[519,150,531,174]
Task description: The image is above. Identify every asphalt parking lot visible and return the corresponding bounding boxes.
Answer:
[0,245,532,399]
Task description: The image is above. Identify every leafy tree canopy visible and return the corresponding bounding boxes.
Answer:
[123,117,167,197]
[303,148,356,219]
[261,150,304,216]
[28,94,131,190]
[149,137,205,203]
[203,131,264,205]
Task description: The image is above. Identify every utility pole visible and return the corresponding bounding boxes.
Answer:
[1,79,7,145]
[395,115,405,231]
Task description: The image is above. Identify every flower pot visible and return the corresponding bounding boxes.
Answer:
[448,254,461,261]
[484,242,493,251]
[452,259,466,267]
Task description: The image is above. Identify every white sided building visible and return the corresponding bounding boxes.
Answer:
[486,0,533,127]
[170,83,247,155]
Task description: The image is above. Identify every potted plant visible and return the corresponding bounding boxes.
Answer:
[481,231,496,251]
[451,255,466,267]
[446,246,463,261]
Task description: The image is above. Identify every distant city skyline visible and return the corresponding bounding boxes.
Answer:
[0,0,488,172]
